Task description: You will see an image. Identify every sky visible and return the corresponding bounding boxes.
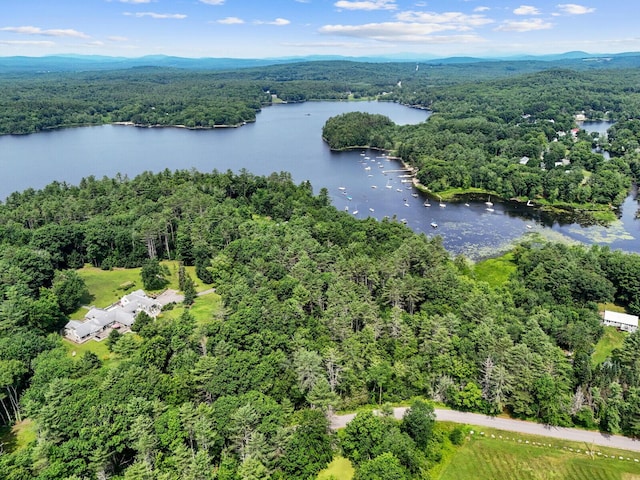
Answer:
[0,0,637,59]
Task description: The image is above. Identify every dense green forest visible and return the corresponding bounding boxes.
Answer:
[0,170,640,479]
[4,58,640,212]
[322,68,640,209]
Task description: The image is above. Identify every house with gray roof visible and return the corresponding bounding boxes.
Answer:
[64,289,161,343]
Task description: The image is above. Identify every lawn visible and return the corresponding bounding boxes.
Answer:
[317,456,355,480]
[593,326,626,365]
[158,290,223,326]
[62,337,121,367]
[70,261,209,319]
[473,252,517,287]
[437,425,640,480]
[0,418,37,454]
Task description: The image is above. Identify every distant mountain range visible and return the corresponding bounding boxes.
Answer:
[1,51,639,73]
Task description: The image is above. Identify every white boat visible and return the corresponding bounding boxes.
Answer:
[338,186,346,191]
[364,166,371,171]
[404,203,410,207]
[486,207,495,212]
[411,193,418,198]
[464,203,470,207]
[352,210,359,215]
[485,196,493,206]
[369,207,375,212]
[371,185,377,189]
[430,222,438,228]
[526,224,533,229]
[423,201,431,207]
[396,188,402,192]
[526,199,533,207]
[364,156,370,160]
[344,206,349,211]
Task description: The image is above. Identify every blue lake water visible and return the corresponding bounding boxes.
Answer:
[1,102,637,260]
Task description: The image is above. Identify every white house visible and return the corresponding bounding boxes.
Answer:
[64,289,161,343]
[602,310,639,333]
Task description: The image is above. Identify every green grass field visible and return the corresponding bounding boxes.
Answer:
[473,252,517,287]
[317,456,355,480]
[158,291,223,326]
[70,261,208,319]
[437,426,640,480]
[593,326,626,365]
[0,418,37,454]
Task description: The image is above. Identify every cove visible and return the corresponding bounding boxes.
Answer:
[1,102,638,260]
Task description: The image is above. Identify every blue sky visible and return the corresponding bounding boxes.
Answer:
[0,1,635,58]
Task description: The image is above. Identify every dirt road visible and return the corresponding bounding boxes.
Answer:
[330,408,640,452]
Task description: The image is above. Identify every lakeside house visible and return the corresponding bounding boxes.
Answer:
[63,289,161,343]
[602,310,639,333]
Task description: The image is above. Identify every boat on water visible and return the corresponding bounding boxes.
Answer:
[430,222,438,228]
[344,206,349,211]
[464,203,470,207]
[369,207,375,212]
[396,188,402,192]
[404,203,410,207]
[352,210,359,215]
[371,185,377,189]
[338,186,346,191]
[347,196,352,200]
[364,166,371,171]
[486,207,495,212]
[424,201,431,207]
[411,193,419,198]
[526,199,533,207]
[439,202,446,208]
[485,196,493,206]
[526,224,533,229]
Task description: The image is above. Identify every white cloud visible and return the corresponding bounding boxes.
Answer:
[199,0,225,5]
[119,0,153,4]
[108,35,129,41]
[556,3,595,15]
[123,12,187,19]
[514,5,541,15]
[0,26,89,38]
[395,11,494,29]
[0,40,55,46]
[295,0,311,3]
[217,17,244,24]
[255,18,291,26]
[474,6,490,12]
[495,18,552,32]
[334,0,397,11]
[319,21,484,43]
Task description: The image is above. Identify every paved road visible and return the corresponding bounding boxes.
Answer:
[330,408,640,453]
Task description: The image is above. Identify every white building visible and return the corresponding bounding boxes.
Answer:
[64,290,161,343]
[602,310,639,333]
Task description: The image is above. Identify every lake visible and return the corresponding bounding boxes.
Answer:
[1,103,638,260]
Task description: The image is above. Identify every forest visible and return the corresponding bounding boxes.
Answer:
[4,58,640,214]
[0,169,639,479]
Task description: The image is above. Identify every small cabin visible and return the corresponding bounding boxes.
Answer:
[602,310,639,333]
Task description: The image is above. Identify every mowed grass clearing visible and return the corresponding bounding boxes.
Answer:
[437,425,640,480]
[317,456,355,480]
[61,337,122,367]
[71,261,207,319]
[0,418,37,454]
[473,252,517,287]
[593,326,626,365]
